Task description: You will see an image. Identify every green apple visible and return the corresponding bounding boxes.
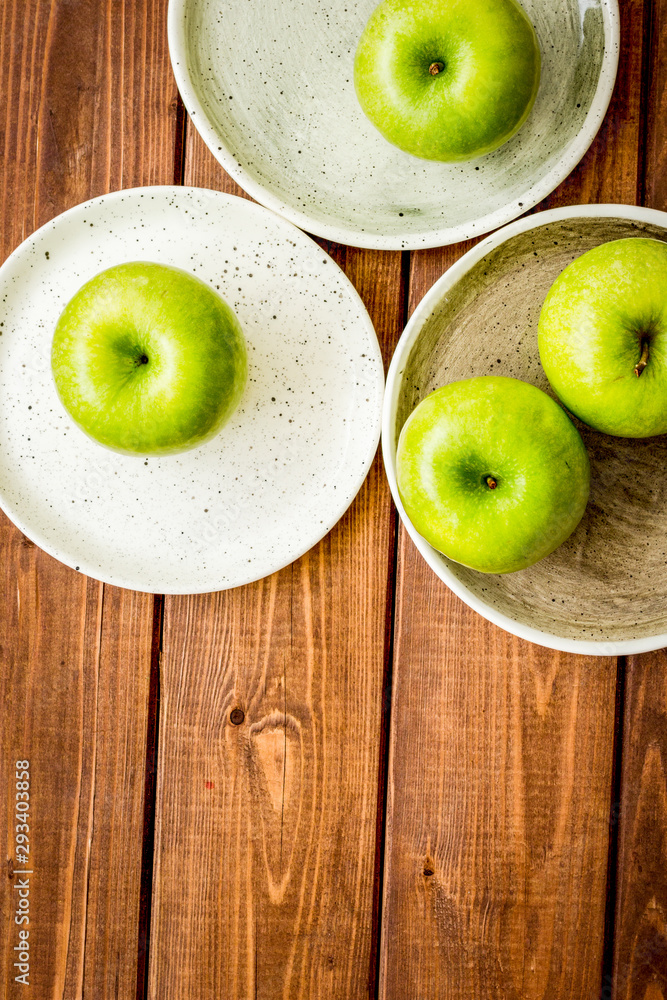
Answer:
[538,238,667,438]
[354,0,541,162]
[396,376,590,573]
[51,262,247,455]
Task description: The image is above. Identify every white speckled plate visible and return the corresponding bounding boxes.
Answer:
[0,186,384,593]
[169,0,619,250]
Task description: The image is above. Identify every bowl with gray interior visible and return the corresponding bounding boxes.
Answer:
[383,204,667,655]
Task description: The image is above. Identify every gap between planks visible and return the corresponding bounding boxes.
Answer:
[133,88,188,1000]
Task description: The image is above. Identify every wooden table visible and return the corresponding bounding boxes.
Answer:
[1,1,666,997]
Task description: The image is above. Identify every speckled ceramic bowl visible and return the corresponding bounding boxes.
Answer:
[383,204,667,655]
[0,186,384,593]
[169,0,619,250]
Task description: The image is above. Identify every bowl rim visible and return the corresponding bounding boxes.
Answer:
[167,0,621,251]
[382,203,667,655]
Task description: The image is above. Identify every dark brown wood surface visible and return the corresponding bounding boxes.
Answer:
[613,652,667,1000]
[0,2,666,999]
[0,1,173,996]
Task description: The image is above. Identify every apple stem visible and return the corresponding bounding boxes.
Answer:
[429,62,444,76]
[485,476,498,490]
[634,339,650,377]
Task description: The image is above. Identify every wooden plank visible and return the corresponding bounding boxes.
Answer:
[0,0,177,995]
[0,536,102,998]
[612,654,667,1000]
[611,1,667,997]
[643,0,667,209]
[379,1,648,996]
[383,559,619,998]
[147,127,401,1000]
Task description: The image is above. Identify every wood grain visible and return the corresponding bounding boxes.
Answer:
[0,534,103,998]
[644,0,667,211]
[382,548,618,998]
[147,126,401,1000]
[610,1,667,996]
[379,1,648,997]
[1,1,664,997]
[0,0,176,995]
[612,654,667,1000]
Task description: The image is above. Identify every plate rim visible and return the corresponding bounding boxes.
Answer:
[168,0,621,251]
[382,202,667,656]
[0,184,385,595]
